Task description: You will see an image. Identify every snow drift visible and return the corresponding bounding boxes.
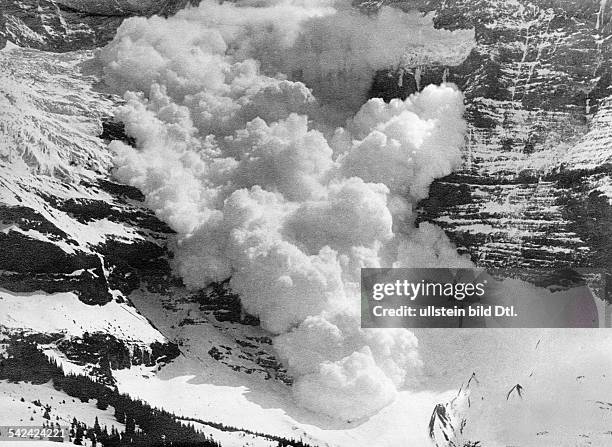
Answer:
[98,0,475,420]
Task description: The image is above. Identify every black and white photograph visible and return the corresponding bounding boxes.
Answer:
[0,0,611,445]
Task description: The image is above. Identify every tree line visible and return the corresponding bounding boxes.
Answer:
[0,338,315,447]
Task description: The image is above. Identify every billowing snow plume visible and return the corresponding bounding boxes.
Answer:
[98,0,474,420]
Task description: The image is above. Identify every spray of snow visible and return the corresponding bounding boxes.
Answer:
[98,0,474,420]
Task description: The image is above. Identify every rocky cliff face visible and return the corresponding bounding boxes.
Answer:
[362,0,612,268]
[0,0,195,51]
[0,0,121,51]
[401,0,612,268]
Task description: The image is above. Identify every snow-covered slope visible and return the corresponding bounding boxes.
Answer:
[0,42,183,381]
[427,330,612,446]
[0,380,123,431]
[1,290,165,344]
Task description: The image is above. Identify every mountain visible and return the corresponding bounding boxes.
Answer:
[0,0,194,51]
[1,1,611,447]
[0,41,313,445]
[407,0,612,268]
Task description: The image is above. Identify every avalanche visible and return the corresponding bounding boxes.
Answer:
[97,0,475,420]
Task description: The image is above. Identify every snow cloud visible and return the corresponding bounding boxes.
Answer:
[98,0,474,420]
